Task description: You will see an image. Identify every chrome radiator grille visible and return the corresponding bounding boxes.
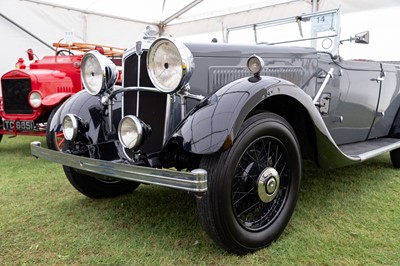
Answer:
[122,51,167,154]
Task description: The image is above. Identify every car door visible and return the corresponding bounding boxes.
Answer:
[327,60,382,145]
[368,63,400,139]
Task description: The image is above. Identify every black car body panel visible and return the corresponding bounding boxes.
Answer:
[171,77,310,154]
[49,89,123,160]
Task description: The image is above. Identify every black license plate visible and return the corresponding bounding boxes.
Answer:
[3,120,34,131]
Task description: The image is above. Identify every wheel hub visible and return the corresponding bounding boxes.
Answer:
[257,167,280,203]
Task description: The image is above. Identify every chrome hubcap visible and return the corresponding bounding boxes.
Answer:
[257,167,280,203]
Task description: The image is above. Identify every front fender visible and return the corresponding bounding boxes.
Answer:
[42,92,73,107]
[171,76,363,168]
[48,90,122,146]
[172,76,296,154]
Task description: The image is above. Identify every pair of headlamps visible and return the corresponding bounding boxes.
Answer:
[80,37,194,96]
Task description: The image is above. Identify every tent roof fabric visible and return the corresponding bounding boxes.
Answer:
[1,0,400,77]
[19,0,400,26]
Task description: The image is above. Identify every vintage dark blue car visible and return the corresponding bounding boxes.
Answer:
[31,9,400,254]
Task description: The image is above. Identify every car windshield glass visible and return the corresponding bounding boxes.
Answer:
[227,9,340,54]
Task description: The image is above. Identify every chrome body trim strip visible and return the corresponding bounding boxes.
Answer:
[136,53,141,116]
[31,141,207,193]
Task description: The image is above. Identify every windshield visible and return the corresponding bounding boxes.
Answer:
[227,9,340,54]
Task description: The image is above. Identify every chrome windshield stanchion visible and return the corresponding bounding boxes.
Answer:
[313,67,334,105]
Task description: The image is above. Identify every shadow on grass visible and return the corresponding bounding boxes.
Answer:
[288,154,396,234]
[301,154,393,198]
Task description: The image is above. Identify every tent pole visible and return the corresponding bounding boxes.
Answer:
[312,0,318,12]
[162,0,204,25]
[310,0,318,48]
[0,12,55,51]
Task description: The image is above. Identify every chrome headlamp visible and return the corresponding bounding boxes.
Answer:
[247,55,265,77]
[62,114,88,141]
[118,115,151,150]
[62,114,78,141]
[28,91,42,108]
[81,50,118,95]
[147,37,194,93]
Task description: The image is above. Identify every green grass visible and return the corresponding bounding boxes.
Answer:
[0,136,399,265]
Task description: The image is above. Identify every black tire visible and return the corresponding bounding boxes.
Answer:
[63,166,140,198]
[197,112,302,255]
[390,148,400,168]
[46,104,65,151]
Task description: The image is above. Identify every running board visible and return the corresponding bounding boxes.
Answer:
[338,138,400,161]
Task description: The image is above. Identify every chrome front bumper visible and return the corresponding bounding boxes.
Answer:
[30,141,207,194]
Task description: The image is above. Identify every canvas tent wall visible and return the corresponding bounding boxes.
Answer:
[1,0,400,79]
[0,0,149,78]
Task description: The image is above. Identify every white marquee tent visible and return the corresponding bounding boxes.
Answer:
[1,0,400,77]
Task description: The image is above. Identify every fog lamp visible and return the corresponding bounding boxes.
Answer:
[118,115,151,149]
[62,114,78,141]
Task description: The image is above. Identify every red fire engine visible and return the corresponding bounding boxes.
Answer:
[0,42,123,150]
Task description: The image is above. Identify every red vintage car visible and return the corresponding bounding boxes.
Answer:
[0,42,123,150]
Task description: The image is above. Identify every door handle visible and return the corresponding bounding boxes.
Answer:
[371,72,385,82]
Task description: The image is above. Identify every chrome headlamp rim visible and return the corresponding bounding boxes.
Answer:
[147,36,194,94]
[247,55,265,76]
[81,50,118,95]
[28,91,42,108]
[62,114,78,141]
[118,115,144,149]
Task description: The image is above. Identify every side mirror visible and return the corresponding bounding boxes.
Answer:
[354,31,369,44]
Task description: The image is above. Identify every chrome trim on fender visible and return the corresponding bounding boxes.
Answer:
[31,141,207,193]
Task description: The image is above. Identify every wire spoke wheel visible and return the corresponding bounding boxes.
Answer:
[197,112,302,255]
[233,136,289,231]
